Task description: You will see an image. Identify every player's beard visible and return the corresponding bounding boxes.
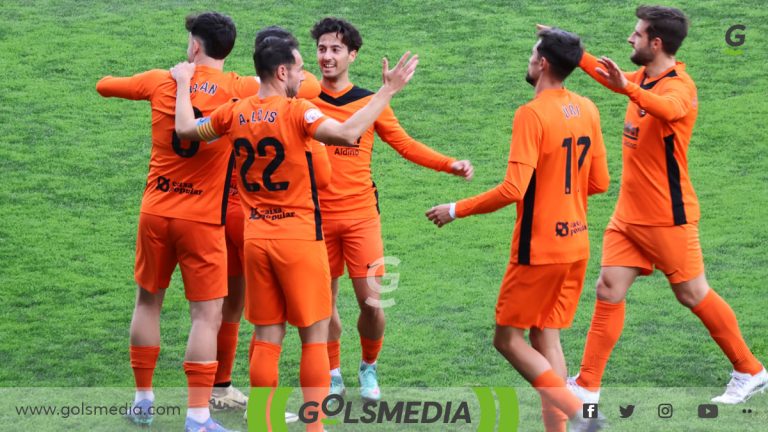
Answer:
[630,45,654,66]
[286,84,299,98]
[525,72,537,87]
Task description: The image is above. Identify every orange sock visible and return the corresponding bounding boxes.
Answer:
[577,299,625,390]
[214,321,240,385]
[183,361,218,408]
[360,336,383,364]
[541,396,568,432]
[692,290,763,375]
[327,340,341,370]
[249,341,281,388]
[130,345,160,391]
[301,343,330,432]
[532,369,581,419]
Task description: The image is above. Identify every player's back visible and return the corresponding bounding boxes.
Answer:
[97,67,260,225]
[512,88,606,265]
[213,95,326,241]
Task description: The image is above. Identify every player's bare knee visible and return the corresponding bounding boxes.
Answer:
[595,277,625,303]
[493,329,522,356]
[359,302,384,321]
[329,313,343,335]
[672,285,703,308]
[190,299,224,330]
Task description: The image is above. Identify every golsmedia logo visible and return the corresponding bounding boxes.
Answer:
[247,387,518,431]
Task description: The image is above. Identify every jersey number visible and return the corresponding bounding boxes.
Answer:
[562,136,591,194]
[171,106,203,158]
[234,137,289,192]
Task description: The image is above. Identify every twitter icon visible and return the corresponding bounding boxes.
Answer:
[619,405,636,418]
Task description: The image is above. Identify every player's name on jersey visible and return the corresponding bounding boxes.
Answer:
[249,207,296,221]
[238,109,277,125]
[188,81,218,95]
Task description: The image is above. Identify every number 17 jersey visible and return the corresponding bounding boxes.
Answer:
[508,88,607,265]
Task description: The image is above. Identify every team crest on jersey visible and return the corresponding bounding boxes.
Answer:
[555,222,569,237]
[304,108,324,124]
[638,108,647,117]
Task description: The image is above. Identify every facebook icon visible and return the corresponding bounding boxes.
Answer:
[583,403,599,419]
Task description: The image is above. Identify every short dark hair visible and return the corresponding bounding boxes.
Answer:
[536,28,584,81]
[636,5,689,55]
[253,34,298,81]
[310,17,363,52]
[185,12,237,59]
[255,25,298,47]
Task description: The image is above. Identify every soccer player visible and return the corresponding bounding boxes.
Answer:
[210,27,322,419]
[309,17,474,402]
[549,6,767,405]
[426,28,609,432]
[97,12,250,432]
[172,29,418,432]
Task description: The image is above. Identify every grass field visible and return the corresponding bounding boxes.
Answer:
[1,0,767,430]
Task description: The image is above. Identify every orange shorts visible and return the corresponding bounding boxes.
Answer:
[134,213,227,301]
[244,238,332,327]
[225,198,245,277]
[601,217,704,284]
[323,217,385,279]
[496,259,588,329]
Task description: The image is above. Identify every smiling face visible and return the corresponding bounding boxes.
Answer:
[628,19,656,66]
[316,32,357,81]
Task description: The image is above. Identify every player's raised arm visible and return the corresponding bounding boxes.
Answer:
[600,56,694,121]
[312,52,418,146]
[170,62,203,141]
[96,70,163,100]
[536,24,639,91]
[375,107,474,180]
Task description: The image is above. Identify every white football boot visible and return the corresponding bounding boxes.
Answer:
[567,374,601,404]
[711,368,768,404]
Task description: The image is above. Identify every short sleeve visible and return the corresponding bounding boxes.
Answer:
[295,99,328,137]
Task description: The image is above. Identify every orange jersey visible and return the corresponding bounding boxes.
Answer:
[227,72,323,203]
[199,96,330,241]
[580,52,700,226]
[457,89,609,264]
[97,66,261,224]
[311,84,456,219]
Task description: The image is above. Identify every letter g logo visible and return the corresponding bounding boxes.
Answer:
[725,24,746,47]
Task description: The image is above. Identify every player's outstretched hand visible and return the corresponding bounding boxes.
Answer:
[536,24,552,32]
[426,204,455,228]
[596,56,628,90]
[170,62,196,84]
[451,160,474,181]
[381,52,419,95]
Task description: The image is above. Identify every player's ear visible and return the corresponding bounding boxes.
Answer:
[191,37,202,57]
[349,49,358,62]
[651,37,663,53]
[277,64,288,81]
[539,56,549,74]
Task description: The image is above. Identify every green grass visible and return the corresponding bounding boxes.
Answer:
[1,0,767,430]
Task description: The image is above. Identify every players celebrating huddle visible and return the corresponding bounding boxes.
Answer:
[97,6,765,432]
